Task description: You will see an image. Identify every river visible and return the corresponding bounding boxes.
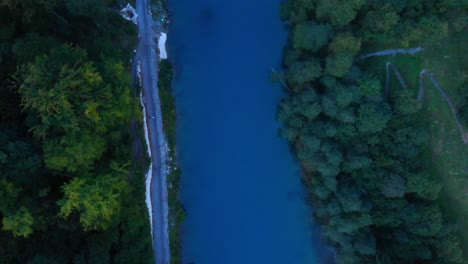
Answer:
[168,0,329,263]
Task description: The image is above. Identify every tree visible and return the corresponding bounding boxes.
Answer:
[404,205,442,237]
[63,0,110,18]
[337,184,363,213]
[406,173,442,200]
[288,59,322,88]
[293,21,333,51]
[321,96,339,117]
[0,178,20,212]
[43,131,106,173]
[325,54,354,77]
[358,74,382,97]
[329,32,361,56]
[0,133,42,186]
[363,5,399,33]
[399,17,448,47]
[280,0,313,22]
[0,0,154,261]
[57,167,129,231]
[2,207,34,237]
[357,102,392,133]
[353,231,376,256]
[343,154,372,172]
[332,213,372,234]
[434,232,464,263]
[381,174,406,198]
[315,0,366,27]
[394,90,421,115]
[0,0,57,23]
[12,33,60,63]
[18,45,103,139]
[302,135,321,153]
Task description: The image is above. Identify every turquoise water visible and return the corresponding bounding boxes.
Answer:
[168,1,330,263]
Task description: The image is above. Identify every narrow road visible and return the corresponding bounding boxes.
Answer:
[419,69,468,144]
[383,62,467,144]
[385,62,408,97]
[132,0,170,263]
[359,47,424,60]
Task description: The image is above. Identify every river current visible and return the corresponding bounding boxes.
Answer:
[168,1,329,263]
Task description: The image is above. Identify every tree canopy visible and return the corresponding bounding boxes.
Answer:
[279,0,467,262]
[0,0,153,262]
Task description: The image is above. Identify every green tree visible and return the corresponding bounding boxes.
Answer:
[43,131,106,173]
[293,21,333,51]
[288,59,323,88]
[57,168,129,231]
[363,4,399,33]
[399,17,448,47]
[0,178,20,212]
[12,33,60,63]
[325,54,353,77]
[404,205,442,237]
[315,0,366,27]
[337,184,363,213]
[280,0,313,22]
[358,74,382,97]
[381,174,406,198]
[353,231,376,256]
[329,32,361,56]
[406,173,442,200]
[2,207,34,237]
[18,45,102,138]
[357,102,392,133]
[394,90,421,115]
[434,232,464,263]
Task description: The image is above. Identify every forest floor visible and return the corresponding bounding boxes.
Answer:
[359,31,468,243]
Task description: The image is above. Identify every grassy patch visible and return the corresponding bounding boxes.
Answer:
[158,59,186,264]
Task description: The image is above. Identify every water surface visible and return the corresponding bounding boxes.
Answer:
[169,1,327,263]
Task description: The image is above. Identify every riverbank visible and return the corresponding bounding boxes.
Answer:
[134,0,172,261]
[146,1,185,262]
[157,59,186,264]
[279,1,466,263]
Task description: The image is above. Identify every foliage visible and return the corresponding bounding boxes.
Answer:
[57,168,129,231]
[0,0,153,262]
[358,74,382,97]
[280,0,467,262]
[315,0,366,28]
[288,59,322,90]
[293,21,332,51]
[2,207,34,238]
[0,178,20,212]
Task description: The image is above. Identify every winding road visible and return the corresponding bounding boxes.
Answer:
[384,62,467,144]
[359,47,424,60]
[131,0,170,263]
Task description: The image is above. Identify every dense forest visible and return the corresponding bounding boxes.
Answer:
[0,0,154,262]
[279,0,467,263]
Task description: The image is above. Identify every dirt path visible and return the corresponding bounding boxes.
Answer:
[359,47,423,60]
[384,62,467,144]
[418,69,468,144]
[385,62,408,97]
[132,0,171,263]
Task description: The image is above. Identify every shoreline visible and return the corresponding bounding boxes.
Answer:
[134,0,171,262]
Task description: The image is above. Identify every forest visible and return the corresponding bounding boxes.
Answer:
[0,0,154,262]
[279,0,467,263]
